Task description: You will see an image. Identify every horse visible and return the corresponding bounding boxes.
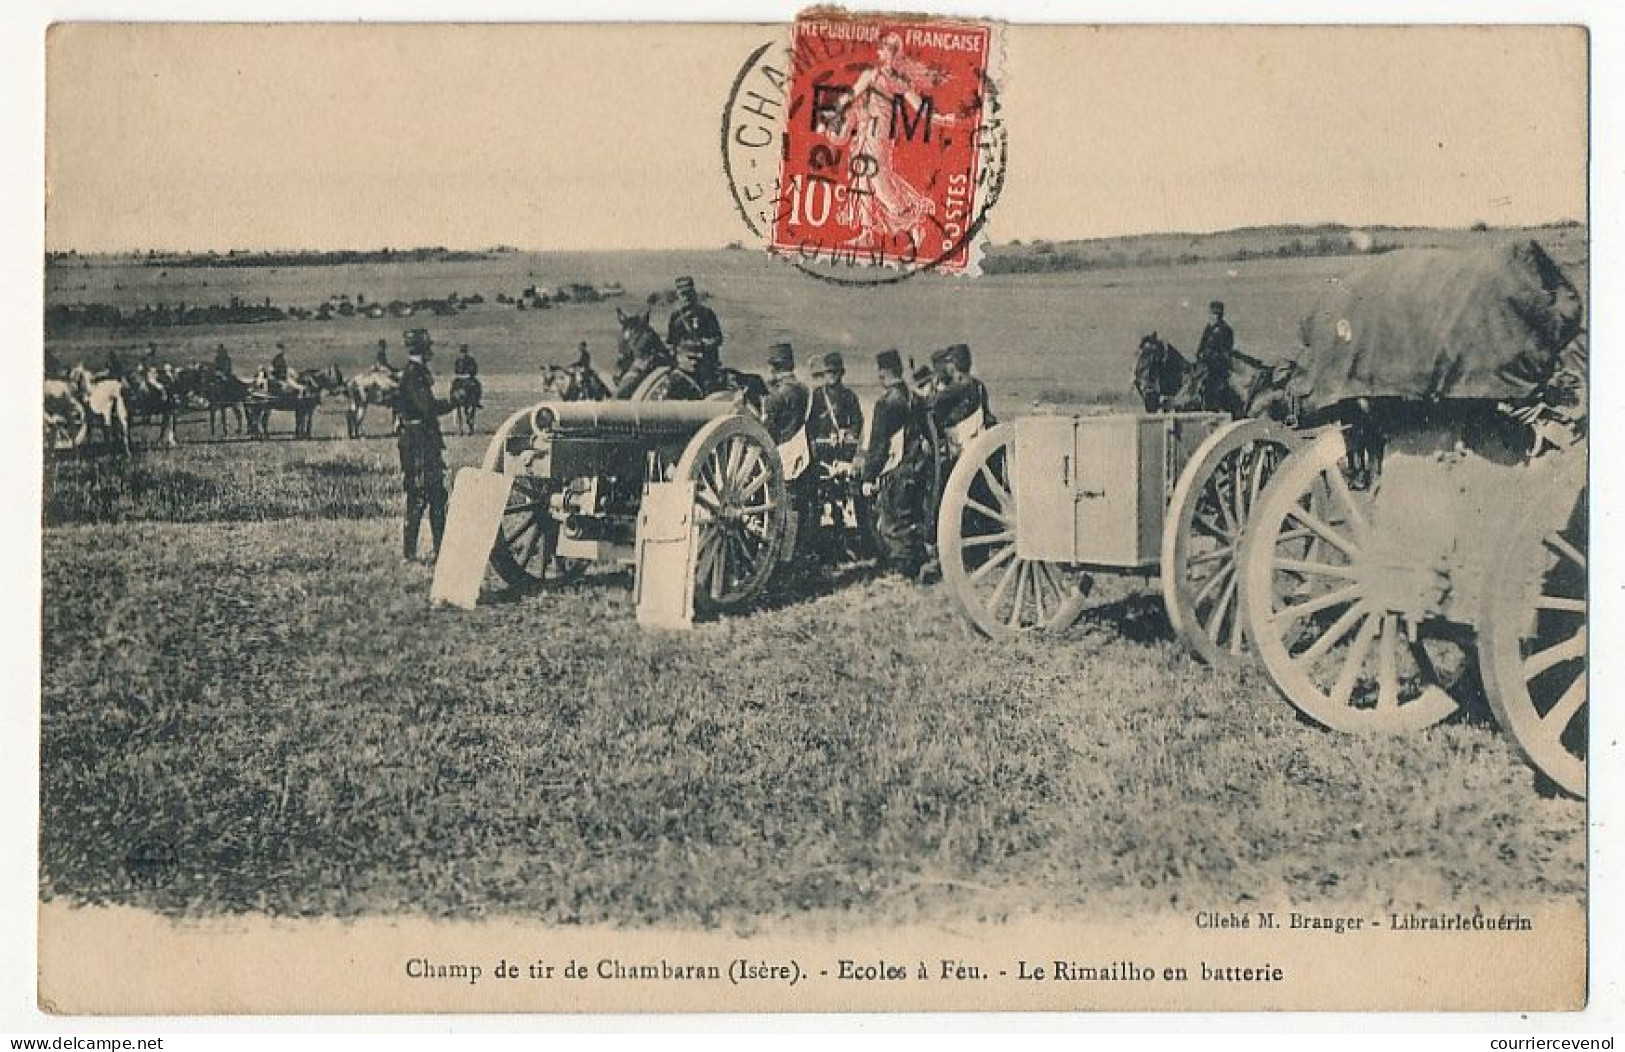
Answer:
[69,365,131,455]
[449,375,482,435]
[1131,332,1189,413]
[44,378,87,450]
[540,362,611,403]
[246,368,323,439]
[190,365,254,437]
[120,366,179,447]
[345,366,399,438]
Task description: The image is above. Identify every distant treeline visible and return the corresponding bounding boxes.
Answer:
[983,232,1399,276]
[45,246,506,269]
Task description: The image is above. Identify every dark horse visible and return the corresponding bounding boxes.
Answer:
[612,307,767,408]
[246,368,336,439]
[1132,332,1189,413]
[449,376,482,435]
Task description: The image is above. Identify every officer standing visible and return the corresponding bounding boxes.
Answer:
[761,343,814,567]
[807,351,868,558]
[1193,300,1239,415]
[666,276,724,390]
[860,349,931,582]
[930,343,996,451]
[396,329,454,562]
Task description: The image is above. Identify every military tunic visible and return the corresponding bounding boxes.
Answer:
[396,358,453,559]
[1190,318,1240,415]
[861,381,930,576]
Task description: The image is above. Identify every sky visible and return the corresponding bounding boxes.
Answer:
[44,22,1588,252]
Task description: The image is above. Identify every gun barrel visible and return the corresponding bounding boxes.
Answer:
[530,399,736,438]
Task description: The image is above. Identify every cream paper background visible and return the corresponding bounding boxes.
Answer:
[22,11,1613,1026]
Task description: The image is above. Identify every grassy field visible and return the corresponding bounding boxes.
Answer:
[39,231,1589,927]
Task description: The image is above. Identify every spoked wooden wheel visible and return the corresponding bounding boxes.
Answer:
[1482,469,1588,797]
[481,410,576,589]
[937,424,1088,640]
[1163,419,1292,666]
[676,415,788,612]
[1241,430,1471,733]
[632,365,704,402]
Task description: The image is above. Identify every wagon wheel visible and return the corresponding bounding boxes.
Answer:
[1481,469,1588,797]
[937,423,1088,640]
[631,365,704,402]
[481,410,584,589]
[676,414,789,613]
[1240,429,1470,733]
[1162,419,1292,666]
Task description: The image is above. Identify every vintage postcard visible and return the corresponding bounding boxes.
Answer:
[37,18,1589,1014]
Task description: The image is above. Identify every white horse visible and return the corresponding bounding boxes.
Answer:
[69,366,132,455]
[43,379,87,450]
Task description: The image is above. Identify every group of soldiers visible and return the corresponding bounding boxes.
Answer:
[759,339,995,585]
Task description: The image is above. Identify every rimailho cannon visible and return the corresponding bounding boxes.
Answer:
[434,397,791,623]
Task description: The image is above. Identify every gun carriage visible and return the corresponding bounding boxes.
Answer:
[480,397,790,613]
[1237,240,1588,796]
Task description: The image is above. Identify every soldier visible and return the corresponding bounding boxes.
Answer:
[270,343,291,393]
[570,341,612,401]
[761,343,814,566]
[860,349,931,582]
[212,343,234,380]
[666,276,724,391]
[453,343,482,408]
[374,338,396,375]
[396,328,454,562]
[930,343,996,456]
[103,347,126,380]
[1190,300,1241,416]
[807,351,867,557]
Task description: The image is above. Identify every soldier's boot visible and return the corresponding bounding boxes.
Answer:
[403,492,426,561]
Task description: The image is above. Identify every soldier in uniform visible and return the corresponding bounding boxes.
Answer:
[453,343,482,408]
[859,349,931,581]
[395,328,454,562]
[212,343,234,380]
[374,338,397,376]
[666,276,724,392]
[930,343,996,449]
[761,343,814,568]
[269,344,292,393]
[570,342,612,401]
[1190,300,1241,416]
[806,351,868,558]
[103,347,126,380]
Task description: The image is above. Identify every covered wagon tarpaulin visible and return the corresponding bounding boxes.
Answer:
[1291,240,1583,410]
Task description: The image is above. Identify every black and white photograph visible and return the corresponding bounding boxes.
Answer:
[24,12,1602,1020]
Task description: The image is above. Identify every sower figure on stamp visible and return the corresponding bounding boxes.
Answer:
[859,348,932,582]
[396,328,455,563]
[666,276,724,393]
[807,351,869,560]
[761,342,815,571]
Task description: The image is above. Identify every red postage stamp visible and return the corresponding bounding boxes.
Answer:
[769,12,1003,279]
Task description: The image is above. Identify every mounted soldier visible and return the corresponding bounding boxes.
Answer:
[373,338,399,378]
[569,341,612,401]
[269,344,292,394]
[665,276,724,392]
[212,343,234,380]
[1187,300,1243,417]
[396,328,454,562]
[452,343,482,408]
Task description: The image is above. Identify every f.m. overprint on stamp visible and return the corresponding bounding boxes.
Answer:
[725,11,1005,284]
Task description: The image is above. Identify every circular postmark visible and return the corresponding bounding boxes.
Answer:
[722,22,1007,287]
[124,837,179,889]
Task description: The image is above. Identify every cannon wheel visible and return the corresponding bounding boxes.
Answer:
[676,414,789,613]
[480,409,585,589]
[631,365,704,402]
[1162,418,1293,666]
[1481,468,1588,797]
[1240,429,1467,733]
[937,423,1088,640]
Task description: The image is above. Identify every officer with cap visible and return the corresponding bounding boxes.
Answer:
[860,349,931,581]
[761,342,815,568]
[1192,300,1240,415]
[807,351,868,558]
[929,343,996,449]
[396,328,455,562]
[666,276,724,390]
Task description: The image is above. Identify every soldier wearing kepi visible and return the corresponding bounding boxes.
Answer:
[930,342,996,457]
[860,349,932,582]
[666,276,724,391]
[806,351,868,558]
[1191,299,1240,416]
[761,342,814,567]
[396,328,455,563]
